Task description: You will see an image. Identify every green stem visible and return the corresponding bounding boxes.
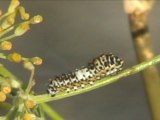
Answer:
[0,26,14,38]
[0,34,16,42]
[25,69,35,93]
[0,102,11,110]
[0,19,31,40]
[0,52,30,61]
[6,106,16,120]
[41,103,64,120]
[0,12,10,21]
[31,55,160,104]
[0,53,7,59]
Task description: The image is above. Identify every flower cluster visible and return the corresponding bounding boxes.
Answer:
[0,0,43,119]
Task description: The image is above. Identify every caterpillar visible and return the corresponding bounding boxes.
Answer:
[47,53,124,96]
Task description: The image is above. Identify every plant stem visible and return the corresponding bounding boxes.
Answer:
[0,19,31,40]
[25,69,35,93]
[0,12,10,21]
[6,106,17,120]
[0,53,7,59]
[0,26,14,38]
[31,55,160,104]
[124,1,160,120]
[0,34,16,42]
[0,103,11,110]
[41,103,64,120]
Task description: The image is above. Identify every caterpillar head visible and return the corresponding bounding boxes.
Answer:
[112,55,124,71]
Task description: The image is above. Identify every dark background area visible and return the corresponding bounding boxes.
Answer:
[0,1,160,120]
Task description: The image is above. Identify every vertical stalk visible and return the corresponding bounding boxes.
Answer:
[124,1,160,120]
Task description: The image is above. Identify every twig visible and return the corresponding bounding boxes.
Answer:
[25,69,35,94]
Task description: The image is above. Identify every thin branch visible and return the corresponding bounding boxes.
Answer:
[25,69,35,94]
[31,55,160,104]
[0,34,16,42]
[0,26,14,38]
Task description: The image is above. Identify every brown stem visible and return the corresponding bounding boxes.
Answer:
[125,1,160,120]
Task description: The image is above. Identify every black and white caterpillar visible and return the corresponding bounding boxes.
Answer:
[47,53,124,96]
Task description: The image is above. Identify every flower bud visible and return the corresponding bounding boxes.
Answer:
[8,52,22,63]
[23,61,35,71]
[14,22,30,36]
[1,86,12,94]
[25,100,36,109]
[0,41,12,50]
[19,6,30,20]
[8,0,20,13]
[30,15,43,24]
[31,57,43,65]
[7,12,16,25]
[1,12,16,29]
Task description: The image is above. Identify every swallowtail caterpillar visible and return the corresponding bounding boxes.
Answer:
[47,53,124,96]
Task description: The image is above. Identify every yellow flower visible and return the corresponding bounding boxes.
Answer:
[25,100,36,109]
[1,86,12,94]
